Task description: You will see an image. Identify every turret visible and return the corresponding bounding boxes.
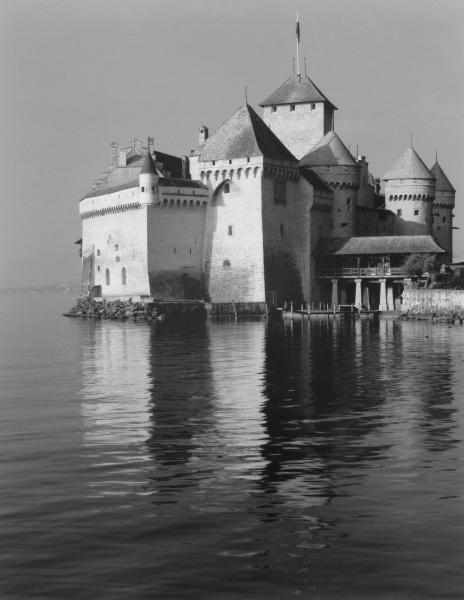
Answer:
[139,147,158,205]
[260,73,336,160]
[300,131,360,238]
[383,147,435,235]
[430,161,455,263]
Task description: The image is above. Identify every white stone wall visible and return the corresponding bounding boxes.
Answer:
[385,179,435,234]
[262,102,330,159]
[81,201,150,298]
[201,157,266,303]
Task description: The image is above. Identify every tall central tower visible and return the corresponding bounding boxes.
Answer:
[260,73,336,160]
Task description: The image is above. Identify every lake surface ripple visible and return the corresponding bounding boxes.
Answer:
[1,294,463,599]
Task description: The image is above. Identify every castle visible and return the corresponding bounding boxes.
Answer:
[78,59,455,313]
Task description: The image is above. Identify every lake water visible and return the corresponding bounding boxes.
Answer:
[0,293,463,599]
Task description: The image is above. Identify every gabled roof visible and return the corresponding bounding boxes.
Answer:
[140,150,156,175]
[198,104,296,162]
[260,73,336,109]
[383,147,434,180]
[299,131,357,167]
[430,162,455,193]
[334,235,444,255]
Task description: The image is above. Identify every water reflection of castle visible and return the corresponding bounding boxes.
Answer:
[78,318,459,505]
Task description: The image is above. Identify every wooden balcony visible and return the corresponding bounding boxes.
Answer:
[316,267,409,279]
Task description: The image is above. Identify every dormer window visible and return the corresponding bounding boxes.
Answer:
[290,104,295,112]
[272,106,277,112]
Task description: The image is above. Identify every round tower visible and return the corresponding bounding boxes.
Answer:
[383,147,435,235]
[430,161,455,263]
[300,131,360,238]
[139,147,158,205]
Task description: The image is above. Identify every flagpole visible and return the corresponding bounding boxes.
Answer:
[296,12,300,75]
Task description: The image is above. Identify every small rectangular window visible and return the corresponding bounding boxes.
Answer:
[141,186,145,192]
[442,216,446,223]
[212,161,215,166]
[97,249,101,256]
[116,256,120,262]
[311,103,316,110]
[280,223,284,237]
[97,266,100,272]
[290,104,295,112]
[114,244,118,251]
[224,183,230,193]
[272,106,277,112]
[397,209,402,216]
[414,210,419,216]
[228,225,233,236]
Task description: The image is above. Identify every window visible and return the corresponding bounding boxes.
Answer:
[443,216,446,223]
[189,249,192,255]
[116,256,120,262]
[274,179,286,205]
[247,157,250,163]
[223,259,231,268]
[228,159,232,164]
[212,161,215,166]
[224,183,230,194]
[272,105,277,112]
[346,198,351,205]
[97,266,100,272]
[121,267,127,285]
[228,225,233,236]
[280,223,285,237]
[173,247,176,254]
[311,103,316,110]
[397,209,402,216]
[290,104,295,112]
[105,269,110,285]
[97,249,101,256]
[114,244,118,251]
[141,186,145,192]
[414,209,419,216]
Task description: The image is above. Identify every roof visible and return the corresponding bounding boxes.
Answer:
[300,168,332,193]
[383,147,434,180]
[430,162,455,193]
[334,235,444,255]
[260,73,336,109]
[299,131,357,167]
[140,150,156,175]
[81,177,206,200]
[199,104,296,162]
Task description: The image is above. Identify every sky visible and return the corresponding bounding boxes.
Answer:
[0,0,463,287]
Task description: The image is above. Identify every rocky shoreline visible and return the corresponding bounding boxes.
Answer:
[64,298,206,322]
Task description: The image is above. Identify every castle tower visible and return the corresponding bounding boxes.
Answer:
[259,73,336,160]
[300,131,360,238]
[383,147,435,235]
[430,161,455,263]
[139,147,158,205]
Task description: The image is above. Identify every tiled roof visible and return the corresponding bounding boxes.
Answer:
[299,131,357,167]
[260,74,336,108]
[300,168,332,193]
[383,147,433,180]
[199,104,296,162]
[430,162,455,193]
[140,150,156,175]
[159,178,207,190]
[81,177,206,200]
[335,235,444,255]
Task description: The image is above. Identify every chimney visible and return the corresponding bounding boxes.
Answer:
[199,125,209,146]
[148,136,155,155]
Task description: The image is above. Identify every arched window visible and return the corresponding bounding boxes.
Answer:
[121,267,127,285]
[105,268,110,285]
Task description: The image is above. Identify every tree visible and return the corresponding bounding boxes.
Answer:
[402,253,437,277]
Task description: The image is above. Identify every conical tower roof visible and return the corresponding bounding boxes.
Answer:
[140,149,156,175]
[383,147,433,180]
[260,73,336,109]
[198,104,296,162]
[430,162,455,193]
[299,131,357,167]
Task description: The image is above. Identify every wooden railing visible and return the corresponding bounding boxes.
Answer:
[317,267,408,278]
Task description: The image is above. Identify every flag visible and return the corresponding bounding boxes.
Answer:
[296,15,300,43]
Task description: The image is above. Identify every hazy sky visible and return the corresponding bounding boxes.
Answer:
[0,0,463,286]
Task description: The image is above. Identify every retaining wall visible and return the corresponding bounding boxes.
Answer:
[401,288,464,319]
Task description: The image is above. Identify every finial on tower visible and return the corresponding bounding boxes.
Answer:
[304,55,307,75]
[244,85,248,104]
[435,148,438,163]
[410,132,414,148]
[296,12,301,76]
